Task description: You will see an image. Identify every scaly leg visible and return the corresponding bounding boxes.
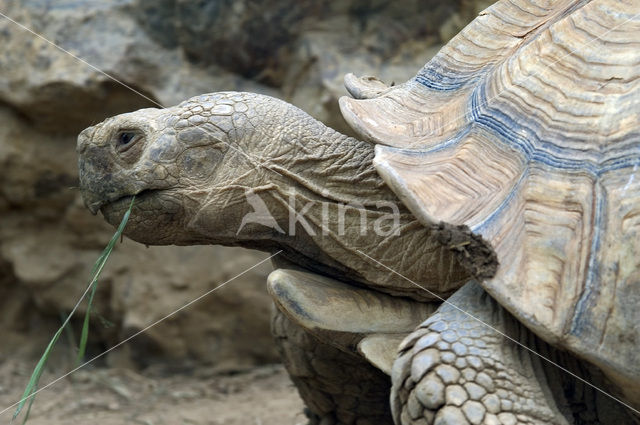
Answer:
[392,282,570,425]
[271,307,392,425]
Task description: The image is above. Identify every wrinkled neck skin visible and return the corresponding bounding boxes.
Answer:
[181,93,469,300]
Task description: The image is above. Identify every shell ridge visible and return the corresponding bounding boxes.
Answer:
[569,179,605,337]
[414,0,587,92]
[470,167,529,235]
[361,0,640,406]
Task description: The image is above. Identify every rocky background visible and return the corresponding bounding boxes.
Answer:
[0,0,491,379]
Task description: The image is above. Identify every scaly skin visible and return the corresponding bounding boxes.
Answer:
[77,91,470,302]
[77,91,472,423]
[393,282,640,425]
[271,307,393,425]
[78,91,640,425]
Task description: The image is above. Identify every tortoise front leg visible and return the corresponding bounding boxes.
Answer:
[391,282,570,425]
[266,267,439,425]
[271,307,392,425]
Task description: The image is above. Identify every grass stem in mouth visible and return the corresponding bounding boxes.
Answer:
[13,196,136,424]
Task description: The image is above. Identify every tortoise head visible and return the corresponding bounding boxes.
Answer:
[77,92,260,245]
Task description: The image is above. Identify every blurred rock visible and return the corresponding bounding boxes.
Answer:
[0,0,278,134]
[0,0,488,370]
[0,104,277,370]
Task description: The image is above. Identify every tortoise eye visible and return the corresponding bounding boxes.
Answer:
[116,132,137,152]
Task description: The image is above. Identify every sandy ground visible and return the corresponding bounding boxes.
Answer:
[0,358,306,425]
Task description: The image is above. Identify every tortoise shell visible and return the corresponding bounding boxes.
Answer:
[340,0,640,392]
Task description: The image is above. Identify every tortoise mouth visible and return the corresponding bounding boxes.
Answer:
[107,188,160,206]
[99,187,188,246]
[100,188,163,217]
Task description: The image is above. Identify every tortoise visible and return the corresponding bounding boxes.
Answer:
[77,0,640,423]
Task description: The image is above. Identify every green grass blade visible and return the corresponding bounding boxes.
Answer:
[61,312,77,353]
[19,385,37,425]
[13,197,135,422]
[76,198,134,364]
[13,330,61,421]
